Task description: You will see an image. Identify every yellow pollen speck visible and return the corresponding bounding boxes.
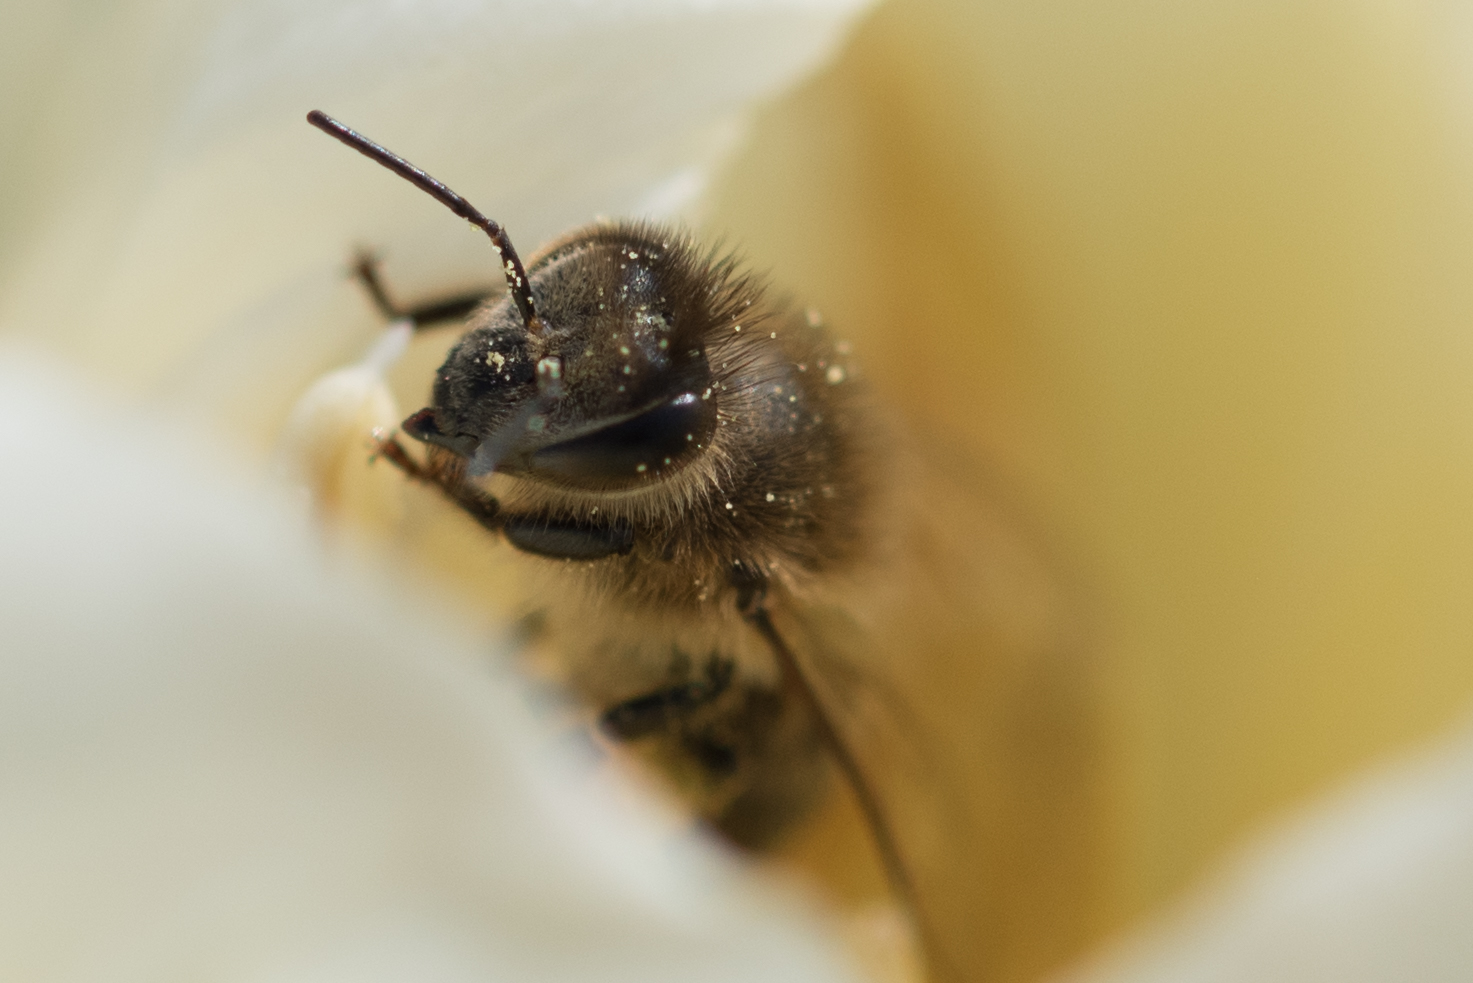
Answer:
[826,365,846,385]
[487,351,506,371]
[770,332,777,339]
[765,492,776,502]
[619,346,630,355]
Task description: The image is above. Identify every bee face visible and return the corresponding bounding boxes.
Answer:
[373,210,871,614]
[409,228,720,491]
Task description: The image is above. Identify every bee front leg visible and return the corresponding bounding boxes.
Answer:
[352,252,496,329]
[500,516,634,560]
[370,433,502,531]
[372,432,633,557]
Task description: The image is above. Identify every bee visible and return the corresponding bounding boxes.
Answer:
[299,111,1079,983]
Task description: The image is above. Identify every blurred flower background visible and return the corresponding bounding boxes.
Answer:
[710,3,1473,979]
[7,0,1473,981]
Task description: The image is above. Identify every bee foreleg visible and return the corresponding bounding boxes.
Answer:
[371,433,634,556]
[370,431,429,480]
[501,516,634,560]
[371,433,503,531]
[352,251,495,329]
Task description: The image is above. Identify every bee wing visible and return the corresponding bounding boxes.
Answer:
[777,451,1096,983]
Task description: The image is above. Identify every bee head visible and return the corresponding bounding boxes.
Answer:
[405,225,721,490]
[302,112,725,493]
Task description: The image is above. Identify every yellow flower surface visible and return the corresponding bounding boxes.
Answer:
[710,0,1473,979]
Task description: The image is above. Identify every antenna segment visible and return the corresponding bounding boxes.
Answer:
[306,110,542,333]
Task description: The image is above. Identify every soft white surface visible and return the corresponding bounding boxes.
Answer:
[0,0,870,449]
[0,4,876,979]
[0,352,861,983]
[1059,720,1473,983]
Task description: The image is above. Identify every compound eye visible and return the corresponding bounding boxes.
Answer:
[527,391,715,488]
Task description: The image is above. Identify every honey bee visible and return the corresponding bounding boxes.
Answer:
[298,111,1079,983]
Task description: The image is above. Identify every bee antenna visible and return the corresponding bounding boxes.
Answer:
[307,110,543,334]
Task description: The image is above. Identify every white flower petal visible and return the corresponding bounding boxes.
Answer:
[1060,718,1473,983]
[0,350,862,983]
[0,0,873,456]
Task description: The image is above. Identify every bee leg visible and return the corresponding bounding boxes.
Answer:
[501,516,634,560]
[600,657,736,741]
[599,656,752,795]
[370,433,503,531]
[599,654,814,846]
[351,251,494,329]
[369,431,430,480]
[372,432,629,556]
